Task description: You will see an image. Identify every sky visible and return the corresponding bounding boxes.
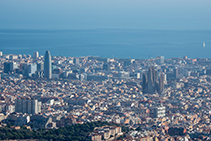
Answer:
[0,0,211,30]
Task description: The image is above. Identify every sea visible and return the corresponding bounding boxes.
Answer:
[0,29,210,59]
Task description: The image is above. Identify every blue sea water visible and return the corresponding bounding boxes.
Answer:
[0,29,210,59]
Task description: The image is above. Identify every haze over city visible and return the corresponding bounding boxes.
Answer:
[1,0,211,30]
[1,0,211,141]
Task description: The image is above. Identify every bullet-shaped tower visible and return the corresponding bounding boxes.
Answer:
[44,50,52,79]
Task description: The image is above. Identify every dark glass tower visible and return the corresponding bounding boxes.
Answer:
[44,50,52,79]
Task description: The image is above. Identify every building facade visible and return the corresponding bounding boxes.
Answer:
[142,66,164,94]
[15,98,41,114]
[22,63,37,77]
[154,106,166,118]
[44,50,52,79]
[4,62,18,73]
[33,51,39,59]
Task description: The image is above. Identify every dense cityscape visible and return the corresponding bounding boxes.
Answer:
[1,50,211,140]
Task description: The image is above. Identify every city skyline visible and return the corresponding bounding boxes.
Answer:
[1,49,211,140]
[0,0,211,140]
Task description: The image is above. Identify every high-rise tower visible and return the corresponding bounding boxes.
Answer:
[33,51,39,59]
[44,50,52,79]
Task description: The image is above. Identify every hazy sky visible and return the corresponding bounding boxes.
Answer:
[0,0,211,30]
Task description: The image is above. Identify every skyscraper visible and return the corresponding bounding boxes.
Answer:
[44,50,52,79]
[73,57,80,65]
[174,67,179,79]
[4,62,18,73]
[22,63,37,77]
[37,62,44,71]
[155,56,165,65]
[33,51,39,59]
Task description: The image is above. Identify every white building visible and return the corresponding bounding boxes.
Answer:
[154,106,166,118]
[15,98,41,114]
[33,51,39,59]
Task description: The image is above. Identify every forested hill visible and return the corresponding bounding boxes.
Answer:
[0,121,129,141]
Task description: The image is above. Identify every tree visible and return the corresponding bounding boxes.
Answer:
[0,121,128,141]
[136,126,142,131]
